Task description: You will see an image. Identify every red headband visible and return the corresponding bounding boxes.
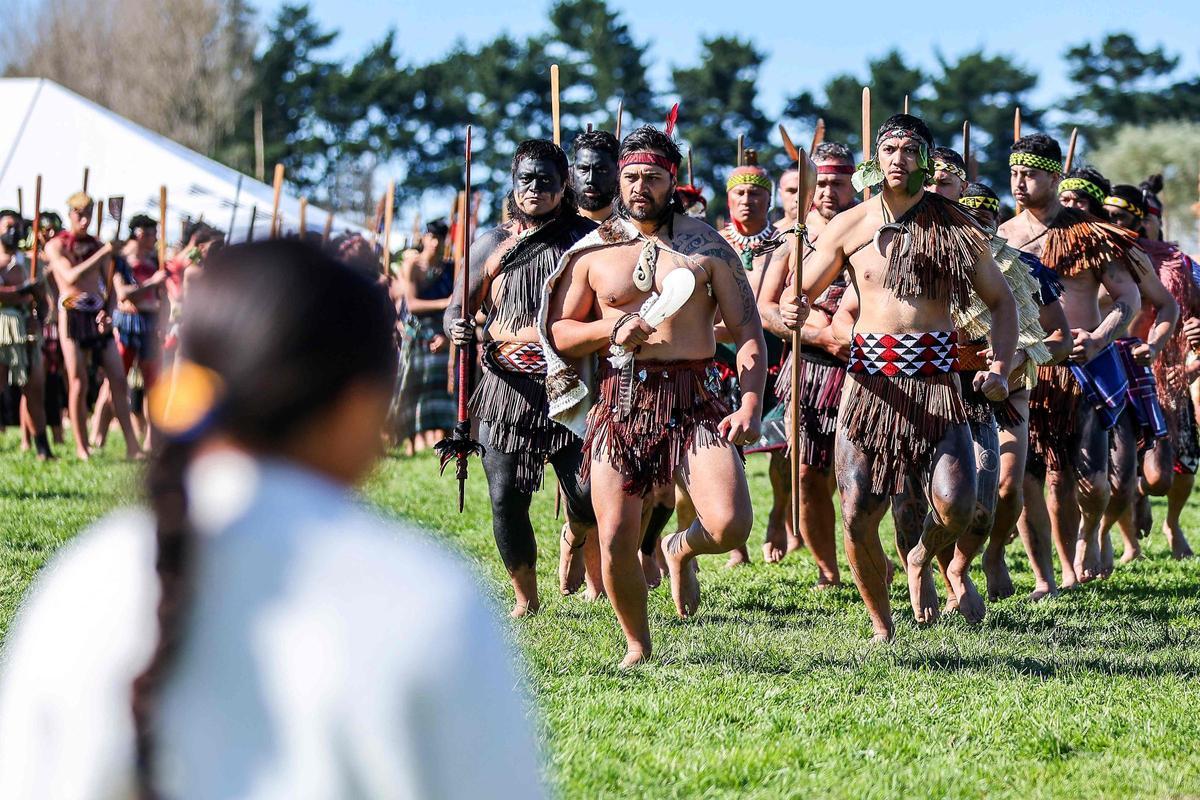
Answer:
[816,163,854,175]
[619,151,678,176]
[1146,203,1162,217]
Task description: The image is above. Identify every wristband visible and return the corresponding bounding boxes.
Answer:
[610,312,640,345]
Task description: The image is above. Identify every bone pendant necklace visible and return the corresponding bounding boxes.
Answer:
[872,194,912,258]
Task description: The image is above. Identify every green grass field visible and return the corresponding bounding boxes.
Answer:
[3,431,1200,799]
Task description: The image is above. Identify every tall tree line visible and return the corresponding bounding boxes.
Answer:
[5,0,1200,226]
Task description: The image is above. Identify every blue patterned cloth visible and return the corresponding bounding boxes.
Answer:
[1068,343,1126,431]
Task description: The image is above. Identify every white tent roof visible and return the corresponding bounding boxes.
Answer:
[0,77,370,244]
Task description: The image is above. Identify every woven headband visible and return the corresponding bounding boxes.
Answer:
[960,195,1000,213]
[931,159,967,182]
[619,151,678,176]
[876,126,931,149]
[1059,177,1106,204]
[1009,152,1062,175]
[816,163,855,175]
[726,173,772,192]
[1104,195,1144,219]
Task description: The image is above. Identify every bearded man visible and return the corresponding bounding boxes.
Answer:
[1000,134,1144,590]
[544,125,766,667]
[572,130,619,223]
[756,141,856,584]
[784,115,1017,639]
[444,140,597,617]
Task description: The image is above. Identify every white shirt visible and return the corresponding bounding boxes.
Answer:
[0,451,544,800]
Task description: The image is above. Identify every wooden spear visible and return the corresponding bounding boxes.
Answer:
[1063,127,1079,174]
[157,186,167,271]
[737,133,745,167]
[550,64,561,146]
[29,176,41,282]
[962,120,972,180]
[269,163,284,239]
[434,124,485,512]
[903,94,909,115]
[779,124,799,162]
[615,98,623,140]
[862,87,872,201]
[247,205,258,242]
[16,188,22,218]
[298,197,308,240]
[82,167,90,193]
[1013,107,1022,143]
[381,181,395,275]
[809,118,825,153]
[789,149,814,541]
[95,196,104,238]
[322,211,333,246]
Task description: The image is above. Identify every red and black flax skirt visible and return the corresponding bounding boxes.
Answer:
[842,331,968,494]
[582,359,731,496]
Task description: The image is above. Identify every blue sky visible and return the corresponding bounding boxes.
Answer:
[269,0,1200,117]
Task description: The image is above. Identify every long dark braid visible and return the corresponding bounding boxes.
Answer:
[131,438,195,799]
[128,240,397,797]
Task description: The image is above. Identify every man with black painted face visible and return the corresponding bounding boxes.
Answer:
[444,140,597,619]
[572,130,619,223]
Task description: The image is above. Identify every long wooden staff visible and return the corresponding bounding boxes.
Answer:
[434,125,484,512]
[29,176,41,281]
[615,98,623,140]
[789,150,812,541]
[247,205,258,242]
[1063,127,1079,174]
[16,188,23,218]
[809,118,825,154]
[903,94,909,115]
[962,120,972,180]
[1014,108,1023,214]
[322,211,333,246]
[157,186,167,271]
[380,181,395,275]
[95,196,104,237]
[270,163,284,239]
[298,197,308,240]
[861,87,872,201]
[737,133,745,167]
[779,125,799,162]
[82,167,90,193]
[550,64,561,146]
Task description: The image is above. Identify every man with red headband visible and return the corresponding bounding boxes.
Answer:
[543,125,766,667]
[44,193,141,460]
[755,141,857,584]
[1000,134,1144,592]
[784,115,1017,640]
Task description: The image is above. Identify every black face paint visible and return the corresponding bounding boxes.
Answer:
[572,148,618,212]
[514,157,564,198]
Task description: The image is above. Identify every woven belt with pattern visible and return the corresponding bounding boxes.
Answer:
[485,341,548,375]
[849,330,959,377]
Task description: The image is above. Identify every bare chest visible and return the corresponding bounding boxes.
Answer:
[589,243,710,313]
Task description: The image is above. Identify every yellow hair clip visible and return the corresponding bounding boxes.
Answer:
[148,359,224,437]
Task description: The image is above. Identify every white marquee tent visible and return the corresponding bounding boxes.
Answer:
[0,77,370,244]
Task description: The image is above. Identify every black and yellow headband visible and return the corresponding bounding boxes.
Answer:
[1009,152,1062,175]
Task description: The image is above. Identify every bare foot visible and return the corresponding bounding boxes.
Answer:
[509,601,539,619]
[725,546,751,569]
[664,531,701,618]
[785,533,804,555]
[1027,585,1057,602]
[870,629,895,644]
[1099,533,1114,579]
[945,566,986,624]
[584,584,606,602]
[982,550,1015,601]
[1165,522,1195,560]
[75,446,90,461]
[559,525,586,596]
[1135,494,1153,539]
[620,646,651,669]
[906,557,940,625]
[813,574,842,590]
[1119,544,1143,564]
[640,549,663,590]
[1073,536,1101,583]
[762,540,785,564]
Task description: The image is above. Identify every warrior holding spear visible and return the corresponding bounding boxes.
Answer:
[444,139,596,617]
[783,115,1017,639]
[44,193,142,460]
